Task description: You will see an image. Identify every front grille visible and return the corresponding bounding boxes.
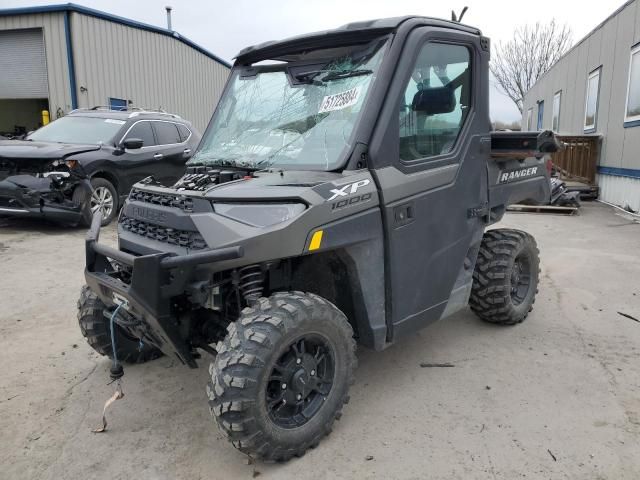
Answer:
[120,215,207,250]
[129,188,194,212]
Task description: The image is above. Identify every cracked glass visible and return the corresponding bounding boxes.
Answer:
[189,40,388,171]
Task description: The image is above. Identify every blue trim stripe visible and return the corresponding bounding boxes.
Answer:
[0,3,231,68]
[598,166,640,179]
[623,119,640,128]
[63,11,78,109]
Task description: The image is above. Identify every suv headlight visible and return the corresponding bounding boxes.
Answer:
[214,203,306,227]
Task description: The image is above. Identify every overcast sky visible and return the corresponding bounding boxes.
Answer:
[0,0,627,122]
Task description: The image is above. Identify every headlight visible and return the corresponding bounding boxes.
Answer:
[214,203,306,227]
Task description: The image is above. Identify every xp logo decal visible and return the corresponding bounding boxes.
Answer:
[325,179,373,211]
[327,179,370,200]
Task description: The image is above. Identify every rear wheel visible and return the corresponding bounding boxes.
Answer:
[469,229,540,325]
[77,285,162,363]
[207,292,356,461]
[89,178,118,226]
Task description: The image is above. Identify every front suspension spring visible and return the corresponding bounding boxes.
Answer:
[238,265,264,306]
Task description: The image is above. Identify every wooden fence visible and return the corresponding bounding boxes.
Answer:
[550,135,602,184]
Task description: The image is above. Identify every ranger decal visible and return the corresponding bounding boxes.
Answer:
[498,166,539,184]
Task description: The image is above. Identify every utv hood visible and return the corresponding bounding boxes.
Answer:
[203,170,345,201]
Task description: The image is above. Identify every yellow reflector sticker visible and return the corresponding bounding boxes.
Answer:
[309,230,323,251]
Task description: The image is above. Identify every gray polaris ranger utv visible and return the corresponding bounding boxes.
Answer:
[79,15,558,461]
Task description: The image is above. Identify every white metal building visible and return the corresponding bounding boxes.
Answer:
[0,3,230,134]
[522,0,640,212]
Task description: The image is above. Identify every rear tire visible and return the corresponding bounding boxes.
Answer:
[469,229,540,325]
[207,292,356,462]
[77,285,162,363]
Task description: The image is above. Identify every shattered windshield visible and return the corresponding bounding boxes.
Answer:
[189,39,388,171]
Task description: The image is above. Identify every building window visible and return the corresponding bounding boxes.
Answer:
[109,97,127,111]
[537,100,544,130]
[552,91,561,131]
[584,68,601,131]
[526,108,533,130]
[625,44,640,123]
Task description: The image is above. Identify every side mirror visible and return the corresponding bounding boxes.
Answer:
[412,86,456,115]
[122,138,143,150]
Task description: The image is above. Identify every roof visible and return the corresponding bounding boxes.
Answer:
[0,3,231,68]
[236,15,481,63]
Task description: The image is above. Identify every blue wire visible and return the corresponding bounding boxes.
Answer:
[110,303,123,368]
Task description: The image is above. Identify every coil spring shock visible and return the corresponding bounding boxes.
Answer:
[238,265,264,306]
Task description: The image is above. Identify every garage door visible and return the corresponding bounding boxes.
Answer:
[0,28,48,99]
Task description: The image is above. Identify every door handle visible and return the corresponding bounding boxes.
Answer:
[153,153,163,160]
[393,202,415,228]
[183,148,191,155]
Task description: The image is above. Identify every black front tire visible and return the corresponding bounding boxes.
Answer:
[207,292,357,462]
[77,285,162,363]
[469,229,540,325]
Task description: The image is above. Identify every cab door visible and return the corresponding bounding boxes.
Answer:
[370,28,490,339]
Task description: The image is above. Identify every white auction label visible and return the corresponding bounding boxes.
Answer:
[319,86,362,113]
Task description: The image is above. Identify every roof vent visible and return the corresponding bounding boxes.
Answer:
[165,6,173,30]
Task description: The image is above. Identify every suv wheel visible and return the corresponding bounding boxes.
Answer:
[208,292,356,461]
[90,178,118,226]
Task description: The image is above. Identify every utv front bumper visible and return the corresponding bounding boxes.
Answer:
[0,175,90,224]
[84,214,243,367]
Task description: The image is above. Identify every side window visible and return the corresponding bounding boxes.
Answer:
[109,97,127,111]
[552,91,561,132]
[625,44,640,122]
[125,121,156,147]
[177,123,191,142]
[537,100,544,130]
[399,43,471,161]
[584,68,601,131]
[153,121,181,145]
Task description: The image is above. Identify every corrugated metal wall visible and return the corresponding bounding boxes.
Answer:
[597,173,640,212]
[521,0,640,210]
[70,13,229,132]
[0,12,72,117]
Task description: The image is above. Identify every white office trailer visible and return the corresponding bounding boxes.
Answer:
[522,0,640,212]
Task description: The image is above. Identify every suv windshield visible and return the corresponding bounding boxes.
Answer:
[189,39,388,171]
[28,116,124,144]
